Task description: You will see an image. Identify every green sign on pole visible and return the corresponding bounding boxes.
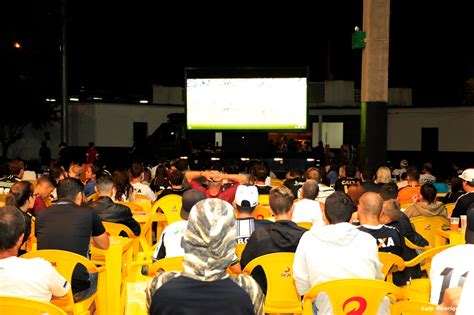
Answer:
[352,31,366,49]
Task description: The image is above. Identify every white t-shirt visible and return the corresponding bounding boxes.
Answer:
[131,182,157,201]
[430,244,474,305]
[0,256,70,301]
[153,220,188,260]
[292,198,324,226]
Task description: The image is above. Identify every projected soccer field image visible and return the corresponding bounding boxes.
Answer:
[186,78,307,130]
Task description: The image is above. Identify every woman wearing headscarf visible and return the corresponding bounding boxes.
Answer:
[146,198,264,315]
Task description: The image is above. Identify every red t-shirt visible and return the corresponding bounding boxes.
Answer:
[189,180,239,204]
[33,197,48,216]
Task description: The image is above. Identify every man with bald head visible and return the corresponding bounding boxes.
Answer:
[358,192,407,286]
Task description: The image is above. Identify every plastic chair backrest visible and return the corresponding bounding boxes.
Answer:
[21,249,99,314]
[258,194,270,206]
[235,243,246,260]
[148,256,184,276]
[391,300,436,314]
[0,295,67,315]
[86,192,99,202]
[445,203,455,217]
[134,193,152,202]
[404,244,453,277]
[296,222,313,230]
[404,237,430,250]
[271,178,284,187]
[243,252,301,313]
[253,205,273,220]
[117,201,145,214]
[410,216,449,247]
[378,252,406,284]
[103,221,135,238]
[152,194,183,225]
[302,278,402,315]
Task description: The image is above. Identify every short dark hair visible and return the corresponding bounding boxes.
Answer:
[420,183,437,204]
[96,174,114,192]
[254,165,269,182]
[171,159,189,172]
[0,206,26,251]
[362,167,375,182]
[168,170,184,186]
[324,192,354,224]
[406,165,420,181]
[380,183,399,201]
[301,180,319,200]
[6,181,34,208]
[8,160,24,176]
[346,164,357,177]
[57,178,84,200]
[269,186,294,215]
[130,162,143,179]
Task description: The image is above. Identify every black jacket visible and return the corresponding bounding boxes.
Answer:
[90,196,141,236]
[387,212,429,282]
[240,220,307,293]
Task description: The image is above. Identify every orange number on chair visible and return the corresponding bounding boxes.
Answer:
[343,296,367,315]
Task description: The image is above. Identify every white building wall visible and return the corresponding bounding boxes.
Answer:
[68,103,184,147]
[387,107,474,152]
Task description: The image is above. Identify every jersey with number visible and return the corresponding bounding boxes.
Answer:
[430,244,474,305]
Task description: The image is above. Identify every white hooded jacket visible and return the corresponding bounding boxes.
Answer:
[293,222,386,314]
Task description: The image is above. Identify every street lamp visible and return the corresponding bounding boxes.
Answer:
[13,42,21,49]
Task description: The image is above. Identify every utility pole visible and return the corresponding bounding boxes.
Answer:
[60,0,68,144]
[359,0,390,167]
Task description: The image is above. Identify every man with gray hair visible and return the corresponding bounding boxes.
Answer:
[292,179,324,226]
[146,198,264,315]
[303,167,334,203]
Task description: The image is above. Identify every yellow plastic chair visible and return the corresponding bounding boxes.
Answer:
[235,243,246,260]
[445,203,455,217]
[404,237,431,250]
[253,205,273,220]
[302,278,403,315]
[117,201,145,214]
[378,252,406,284]
[258,194,270,206]
[148,256,184,276]
[103,221,139,263]
[0,295,67,315]
[21,249,100,315]
[243,252,301,313]
[86,192,99,202]
[391,300,437,314]
[404,244,454,277]
[271,178,284,187]
[152,194,183,225]
[296,222,313,230]
[401,278,431,302]
[410,216,449,247]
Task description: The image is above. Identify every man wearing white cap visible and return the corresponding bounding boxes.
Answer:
[451,168,474,218]
[233,185,270,244]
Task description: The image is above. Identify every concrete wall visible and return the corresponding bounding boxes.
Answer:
[387,107,474,151]
[324,80,355,106]
[152,85,184,105]
[69,103,184,147]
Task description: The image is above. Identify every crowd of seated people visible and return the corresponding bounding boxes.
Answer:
[0,153,473,314]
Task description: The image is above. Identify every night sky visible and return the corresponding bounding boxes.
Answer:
[3,1,473,106]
